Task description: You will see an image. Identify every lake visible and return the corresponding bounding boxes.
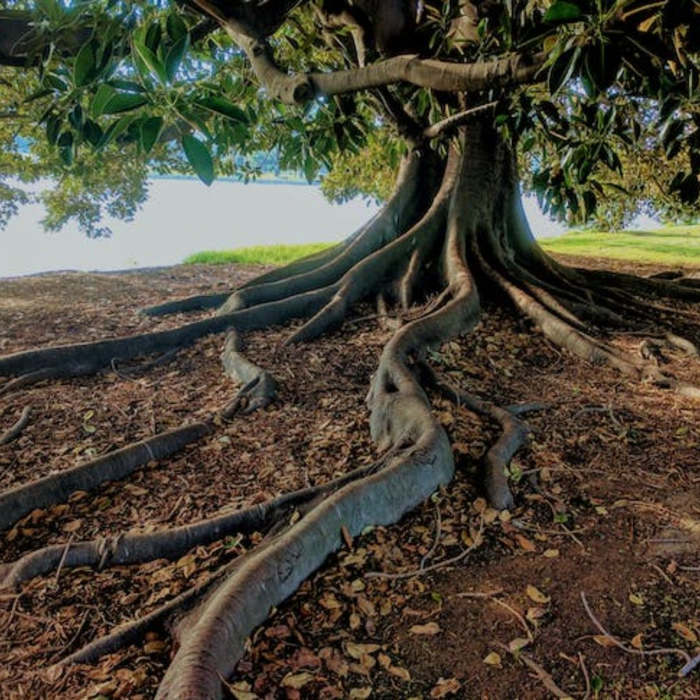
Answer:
[0,178,566,278]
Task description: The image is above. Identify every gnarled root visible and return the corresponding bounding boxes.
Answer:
[0,405,30,446]
[0,458,384,589]
[219,331,277,417]
[0,423,210,532]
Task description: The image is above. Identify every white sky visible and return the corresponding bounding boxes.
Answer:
[0,178,567,278]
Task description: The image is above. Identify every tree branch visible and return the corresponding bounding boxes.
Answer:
[225,24,545,105]
[423,101,499,140]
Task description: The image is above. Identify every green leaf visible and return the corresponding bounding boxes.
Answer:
[165,34,189,82]
[91,84,116,117]
[102,92,148,115]
[182,134,214,185]
[195,96,248,124]
[73,41,95,86]
[45,73,68,92]
[83,119,103,147]
[167,13,188,42]
[133,37,168,84]
[100,115,136,148]
[544,1,582,23]
[547,46,581,95]
[140,116,163,154]
[46,115,61,145]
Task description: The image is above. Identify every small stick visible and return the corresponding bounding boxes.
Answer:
[578,652,591,700]
[492,597,533,642]
[496,642,570,698]
[367,517,484,580]
[580,592,691,664]
[0,406,31,445]
[54,536,75,585]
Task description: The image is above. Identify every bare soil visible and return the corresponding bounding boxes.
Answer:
[0,256,698,700]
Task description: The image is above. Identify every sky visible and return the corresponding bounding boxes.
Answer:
[0,178,568,278]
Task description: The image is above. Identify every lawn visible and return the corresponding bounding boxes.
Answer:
[184,225,700,268]
[540,224,700,267]
[183,242,334,266]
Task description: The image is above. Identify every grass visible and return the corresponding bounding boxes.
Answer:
[541,224,700,267]
[184,225,700,268]
[183,243,334,266]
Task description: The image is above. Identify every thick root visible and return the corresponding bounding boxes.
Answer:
[0,423,210,532]
[219,331,276,416]
[0,405,31,446]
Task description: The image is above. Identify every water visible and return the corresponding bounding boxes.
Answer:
[0,178,566,278]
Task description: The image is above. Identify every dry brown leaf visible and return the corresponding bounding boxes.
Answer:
[515,534,536,552]
[631,633,644,650]
[345,642,380,660]
[525,585,550,604]
[409,622,441,636]
[281,672,315,690]
[593,635,617,648]
[508,637,530,652]
[63,519,83,533]
[672,622,698,642]
[483,651,501,666]
[430,677,462,698]
[348,688,372,699]
[388,665,411,681]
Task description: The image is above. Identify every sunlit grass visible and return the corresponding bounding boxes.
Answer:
[541,224,700,266]
[183,243,334,265]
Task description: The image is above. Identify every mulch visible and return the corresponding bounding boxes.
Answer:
[0,256,698,700]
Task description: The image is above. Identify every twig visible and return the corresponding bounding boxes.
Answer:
[580,592,691,665]
[451,588,504,600]
[492,597,533,642]
[496,642,570,698]
[54,536,75,586]
[578,652,590,700]
[367,517,484,580]
[0,405,31,445]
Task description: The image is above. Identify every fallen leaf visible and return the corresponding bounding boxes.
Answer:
[515,534,536,552]
[628,593,644,606]
[430,677,461,697]
[543,549,559,558]
[409,622,441,636]
[483,651,501,666]
[341,525,353,549]
[508,637,530,652]
[388,665,411,681]
[281,672,314,690]
[526,585,550,604]
[348,688,372,699]
[593,635,617,648]
[672,622,697,643]
[631,633,643,650]
[63,519,83,533]
[345,642,380,660]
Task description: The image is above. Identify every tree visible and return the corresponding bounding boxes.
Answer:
[0,1,699,697]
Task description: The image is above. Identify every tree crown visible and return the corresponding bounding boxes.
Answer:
[0,0,698,236]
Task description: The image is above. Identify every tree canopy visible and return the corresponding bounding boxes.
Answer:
[0,0,698,236]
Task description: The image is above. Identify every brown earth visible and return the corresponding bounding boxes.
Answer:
[0,255,698,700]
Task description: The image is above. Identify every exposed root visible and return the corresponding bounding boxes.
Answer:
[219,331,276,416]
[421,364,530,510]
[0,423,210,532]
[217,152,434,316]
[59,557,241,666]
[0,366,93,396]
[286,147,459,345]
[141,292,232,317]
[0,284,337,380]
[0,457,385,589]
[0,406,30,446]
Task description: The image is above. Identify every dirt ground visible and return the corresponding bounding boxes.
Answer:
[0,255,698,700]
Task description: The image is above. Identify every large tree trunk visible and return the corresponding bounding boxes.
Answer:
[0,122,698,699]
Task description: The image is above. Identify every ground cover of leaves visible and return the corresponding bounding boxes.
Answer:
[0,256,698,700]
